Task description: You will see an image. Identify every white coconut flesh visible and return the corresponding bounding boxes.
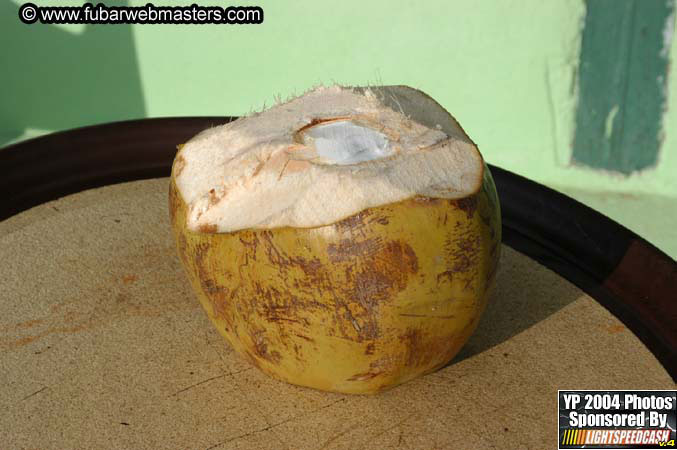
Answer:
[302,120,393,165]
[175,85,484,233]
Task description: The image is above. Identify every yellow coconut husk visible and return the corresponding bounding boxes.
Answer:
[169,85,501,394]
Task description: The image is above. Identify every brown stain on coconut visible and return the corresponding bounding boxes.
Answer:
[398,327,464,371]
[400,328,425,367]
[198,223,218,233]
[453,196,478,219]
[168,167,500,394]
[347,370,383,382]
[173,154,186,177]
[249,327,282,364]
[168,179,180,223]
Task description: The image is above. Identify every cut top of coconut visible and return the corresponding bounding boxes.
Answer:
[174,85,484,233]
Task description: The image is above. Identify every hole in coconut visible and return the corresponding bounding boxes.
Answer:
[301,120,394,165]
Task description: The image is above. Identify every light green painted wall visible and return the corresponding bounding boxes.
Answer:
[5,0,586,172]
[3,0,677,255]
[130,0,588,190]
[130,0,677,250]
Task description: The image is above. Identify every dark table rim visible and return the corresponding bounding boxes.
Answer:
[2,117,675,380]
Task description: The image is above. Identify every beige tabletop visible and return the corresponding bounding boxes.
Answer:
[1,179,672,449]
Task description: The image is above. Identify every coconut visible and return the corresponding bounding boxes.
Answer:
[168,85,501,394]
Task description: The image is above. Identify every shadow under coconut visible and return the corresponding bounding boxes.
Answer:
[451,244,582,363]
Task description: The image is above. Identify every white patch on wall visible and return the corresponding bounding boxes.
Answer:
[546,4,585,167]
[604,105,619,140]
[656,2,675,162]
[661,2,675,58]
[546,58,579,167]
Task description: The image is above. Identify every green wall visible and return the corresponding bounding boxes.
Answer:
[2,0,676,254]
[3,0,587,174]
